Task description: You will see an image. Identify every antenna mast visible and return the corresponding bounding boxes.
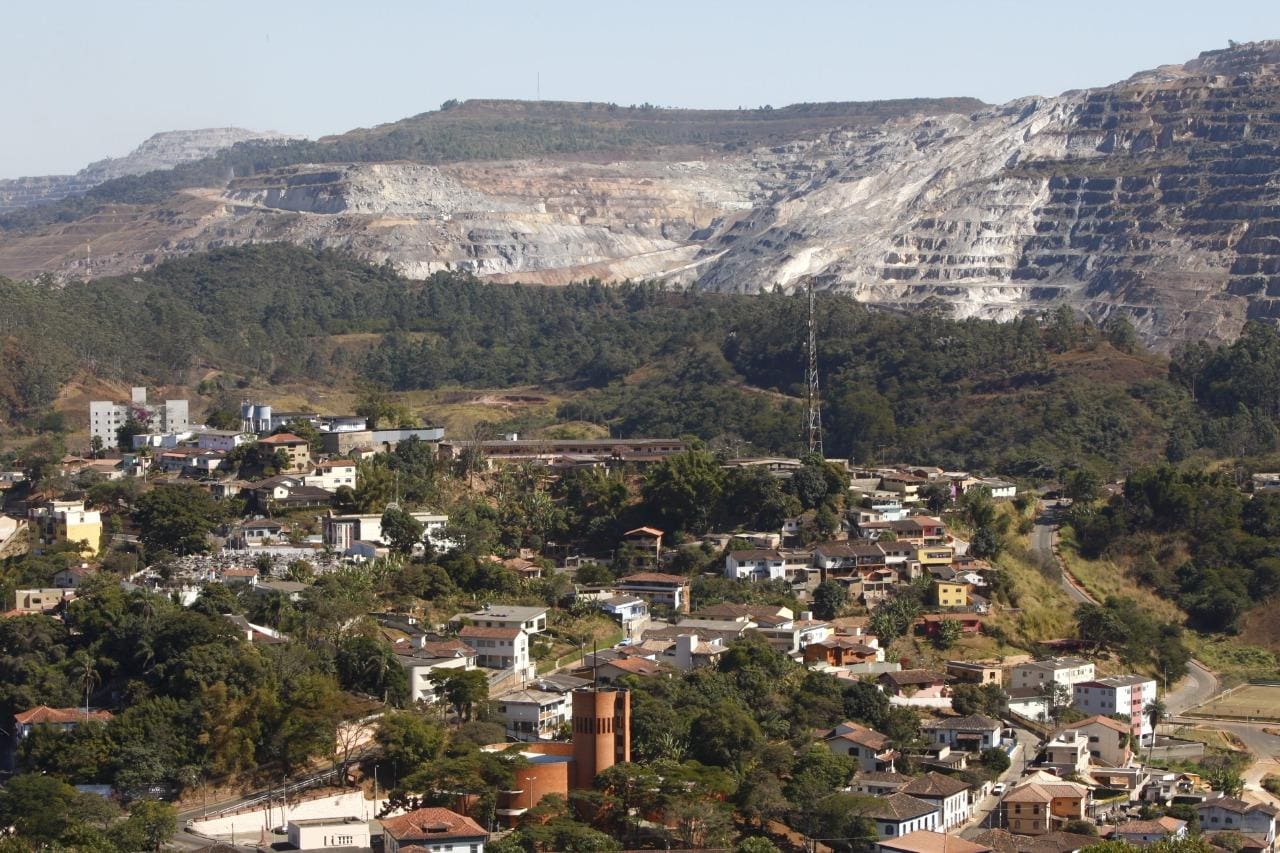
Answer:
[806,277,824,457]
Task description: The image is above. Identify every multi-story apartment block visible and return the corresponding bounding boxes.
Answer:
[90,387,188,446]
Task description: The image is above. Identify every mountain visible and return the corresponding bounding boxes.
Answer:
[2,42,1279,347]
[0,127,296,213]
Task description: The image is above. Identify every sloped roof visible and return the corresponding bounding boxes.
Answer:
[15,706,113,726]
[380,807,488,842]
[618,572,687,584]
[1064,715,1130,734]
[882,669,948,687]
[458,625,521,640]
[878,831,992,853]
[923,714,1001,732]
[864,792,940,821]
[901,771,973,798]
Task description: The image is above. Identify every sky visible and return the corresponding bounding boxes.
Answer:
[1,0,1276,178]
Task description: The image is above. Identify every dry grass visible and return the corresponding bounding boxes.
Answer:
[1169,726,1249,752]
[991,535,1077,644]
[1194,685,1280,721]
[1056,527,1184,621]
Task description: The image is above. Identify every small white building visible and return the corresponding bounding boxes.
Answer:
[900,772,973,830]
[494,688,569,741]
[458,625,532,677]
[725,549,785,581]
[455,604,548,636]
[287,816,370,850]
[195,429,255,452]
[397,639,477,704]
[306,460,359,492]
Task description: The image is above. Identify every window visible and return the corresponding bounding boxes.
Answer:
[886,826,895,836]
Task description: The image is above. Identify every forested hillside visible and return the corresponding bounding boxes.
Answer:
[4,244,1280,476]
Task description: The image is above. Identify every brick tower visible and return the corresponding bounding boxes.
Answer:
[570,686,630,789]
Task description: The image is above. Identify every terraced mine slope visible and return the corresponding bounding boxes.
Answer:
[4,42,1280,347]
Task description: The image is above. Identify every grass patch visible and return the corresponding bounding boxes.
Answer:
[1057,527,1183,621]
[1192,684,1280,721]
[1169,726,1248,752]
[992,533,1077,645]
[1186,635,1280,685]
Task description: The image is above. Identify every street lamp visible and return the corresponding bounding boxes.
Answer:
[527,776,537,813]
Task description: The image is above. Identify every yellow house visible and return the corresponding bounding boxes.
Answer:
[932,579,968,608]
[29,500,102,557]
[914,545,954,566]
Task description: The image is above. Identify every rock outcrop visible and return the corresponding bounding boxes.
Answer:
[4,42,1280,347]
[0,127,294,213]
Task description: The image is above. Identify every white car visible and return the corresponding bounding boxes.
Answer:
[991,783,1006,796]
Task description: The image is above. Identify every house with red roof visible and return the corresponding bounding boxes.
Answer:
[380,807,489,853]
[15,705,113,738]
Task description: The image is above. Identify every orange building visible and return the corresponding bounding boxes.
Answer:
[495,687,631,824]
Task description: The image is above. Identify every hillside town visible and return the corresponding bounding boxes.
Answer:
[0,386,1273,853]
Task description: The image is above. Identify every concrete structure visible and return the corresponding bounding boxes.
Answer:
[945,660,1003,686]
[1072,675,1158,741]
[257,432,312,472]
[596,594,648,639]
[381,807,488,853]
[1009,658,1096,692]
[571,686,630,790]
[195,429,255,452]
[287,816,370,850]
[457,626,532,677]
[1044,730,1091,776]
[1112,817,1187,845]
[397,639,476,704]
[52,564,97,589]
[10,587,75,614]
[496,688,569,741]
[28,500,102,556]
[932,580,968,607]
[439,437,686,468]
[305,460,358,492]
[1002,775,1089,836]
[725,549,785,581]
[1062,716,1132,767]
[614,572,689,614]
[454,604,548,636]
[323,510,450,552]
[90,387,188,446]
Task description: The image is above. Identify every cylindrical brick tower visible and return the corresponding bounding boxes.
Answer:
[570,687,630,790]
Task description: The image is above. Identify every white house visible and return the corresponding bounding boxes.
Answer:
[454,605,548,636]
[597,594,649,639]
[1196,796,1278,846]
[381,807,488,853]
[397,639,477,704]
[866,793,941,838]
[1072,675,1158,740]
[920,715,1003,751]
[1112,817,1187,846]
[195,429,255,452]
[1009,657,1096,692]
[823,721,897,772]
[306,460,359,492]
[323,511,451,552]
[458,626,532,677]
[900,772,973,830]
[725,549,786,581]
[494,688,569,741]
[287,817,370,850]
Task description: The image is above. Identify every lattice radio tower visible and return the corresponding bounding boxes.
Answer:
[805,276,824,456]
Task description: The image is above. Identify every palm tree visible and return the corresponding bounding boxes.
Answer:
[75,653,100,714]
[1144,697,1167,763]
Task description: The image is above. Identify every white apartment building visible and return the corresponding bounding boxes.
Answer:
[494,689,569,741]
[458,626,533,678]
[1009,657,1096,692]
[454,604,548,636]
[90,387,189,446]
[1072,675,1158,740]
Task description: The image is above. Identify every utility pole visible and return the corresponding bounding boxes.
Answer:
[806,276,824,457]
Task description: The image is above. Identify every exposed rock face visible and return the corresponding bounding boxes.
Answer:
[0,128,294,213]
[4,42,1280,347]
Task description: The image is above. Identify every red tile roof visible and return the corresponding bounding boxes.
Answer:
[380,807,488,842]
[15,706,113,726]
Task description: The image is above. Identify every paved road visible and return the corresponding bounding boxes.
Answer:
[961,727,1040,838]
[1165,661,1220,716]
[1032,501,1093,605]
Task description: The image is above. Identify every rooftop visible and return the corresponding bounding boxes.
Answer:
[380,807,488,842]
[922,714,1001,732]
[878,830,992,853]
[864,792,940,821]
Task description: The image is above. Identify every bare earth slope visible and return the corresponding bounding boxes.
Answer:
[3,42,1280,347]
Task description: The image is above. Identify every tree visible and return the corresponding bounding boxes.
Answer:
[932,618,963,650]
[1063,819,1098,836]
[1145,697,1167,762]
[382,507,426,555]
[812,580,848,620]
[430,669,490,721]
[1064,468,1102,503]
[689,701,764,770]
[114,799,177,851]
[980,747,1011,774]
[116,415,149,452]
[0,773,83,846]
[737,838,782,853]
[641,449,724,535]
[376,712,446,778]
[132,484,222,555]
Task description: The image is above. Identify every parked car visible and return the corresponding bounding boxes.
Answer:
[991,783,1006,796]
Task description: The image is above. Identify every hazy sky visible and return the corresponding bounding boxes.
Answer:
[2,0,1276,178]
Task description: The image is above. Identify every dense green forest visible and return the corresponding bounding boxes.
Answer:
[0,97,984,231]
[5,244,1280,476]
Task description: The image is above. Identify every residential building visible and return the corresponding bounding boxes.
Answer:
[458,626,532,677]
[1002,776,1090,836]
[1009,658,1096,692]
[397,639,477,704]
[815,541,887,577]
[90,387,188,446]
[805,636,883,667]
[823,721,897,772]
[246,475,333,513]
[1044,730,1091,776]
[14,705,113,738]
[52,564,98,589]
[496,689,569,741]
[588,656,666,684]
[257,433,312,472]
[1195,796,1279,845]
[945,660,1003,686]
[866,793,941,838]
[454,605,548,636]
[323,511,451,552]
[921,715,1003,751]
[305,459,359,492]
[725,549,786,581]
[851,770,914,797]
[10,587,75,614]
[977,478,1017,500]
[287,817,370,850]
[900,772,974,829]
[195,430,255,452]
[1072,675,1158,740]
[596,595,648,639]
[320,425,445,456]
[879,669,948,698]
[1062,715,1132,767]
[28,500,102,556]
[1112,817,1187,845]
[614,572,689,614]
[932,580,968,607]
[877,831,992,853]
[381,807,489,853]
[229,518,285,547]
